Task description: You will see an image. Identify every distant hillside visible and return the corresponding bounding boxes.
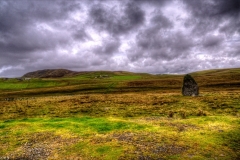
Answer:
[22,69,146,78]
[22,68,240,81]
[186,68,240,88]
[189,68,240,81]
[189,68,240,76]
[22,69,79,78]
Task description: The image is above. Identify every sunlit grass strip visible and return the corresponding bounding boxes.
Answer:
[0,116,151,136]
[0,115,239,159]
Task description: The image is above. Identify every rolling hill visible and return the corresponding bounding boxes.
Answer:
[21,69,142,78]
[22,69,79,78]
[22,68,240,79]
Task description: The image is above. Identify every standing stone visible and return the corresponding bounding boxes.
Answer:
[182,74,199,96]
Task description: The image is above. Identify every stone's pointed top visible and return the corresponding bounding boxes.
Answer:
[184,74,197,84]
[182,74,199,96]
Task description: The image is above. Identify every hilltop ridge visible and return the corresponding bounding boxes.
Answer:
[21,68,240,80]
[22,69,79,78]
[22,69,143,78]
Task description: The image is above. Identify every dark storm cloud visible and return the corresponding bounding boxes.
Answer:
[0,0,83,76]
[89,2,145,35]
[0,0,80,56]
[135,13,173,50]
[184,0,240,35]
[0,0,240,77]
[132,11,191,61]
[135,30,193,61]
[184,0,240,18]
[0,0,80,33]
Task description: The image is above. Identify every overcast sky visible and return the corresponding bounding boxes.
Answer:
[0,0,240,77]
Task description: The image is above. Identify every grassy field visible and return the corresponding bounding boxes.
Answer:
[0,69,240,159]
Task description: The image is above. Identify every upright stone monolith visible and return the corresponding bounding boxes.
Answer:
[182,74,199,96]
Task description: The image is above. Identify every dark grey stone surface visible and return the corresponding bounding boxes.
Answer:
[182,74,199,96]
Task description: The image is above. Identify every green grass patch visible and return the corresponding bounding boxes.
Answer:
[110,75,141,80]
[0,115,239,159]
[0,79,68,90]
[1,117,149,135]
[0,116,150,158]
[67,141,124,160]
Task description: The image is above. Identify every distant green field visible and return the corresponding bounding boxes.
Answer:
[110,75,141,80]
[67,72,142,81]
[0,73,142,92]
[0,79,68,90]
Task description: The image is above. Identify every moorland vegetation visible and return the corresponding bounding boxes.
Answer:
[0,68,239,159]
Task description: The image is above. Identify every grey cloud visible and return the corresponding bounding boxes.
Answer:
[133,0,171,5]
[0,0,80,33]
[136,13,173,50]
[12,52,96,76]
[127,47,144,62]
[73,29,92,41]
[135,24,193,61]
[90,58,106,66]
[102,40,120,55]
[124,3,145,26]
[93,38,120,55]
[89,2,145,35]
[184,0,240,35]
[202,35,224,48]
[184,0,240,18]
[0,0,80,40]
[0,26,70,55]
[227,42,240,56]
[0,0,240,77]
[0,1,28,33]
[214,0,240,16]
[171,32,193,51]
[0,0,77,67]
[150,14,173,28]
